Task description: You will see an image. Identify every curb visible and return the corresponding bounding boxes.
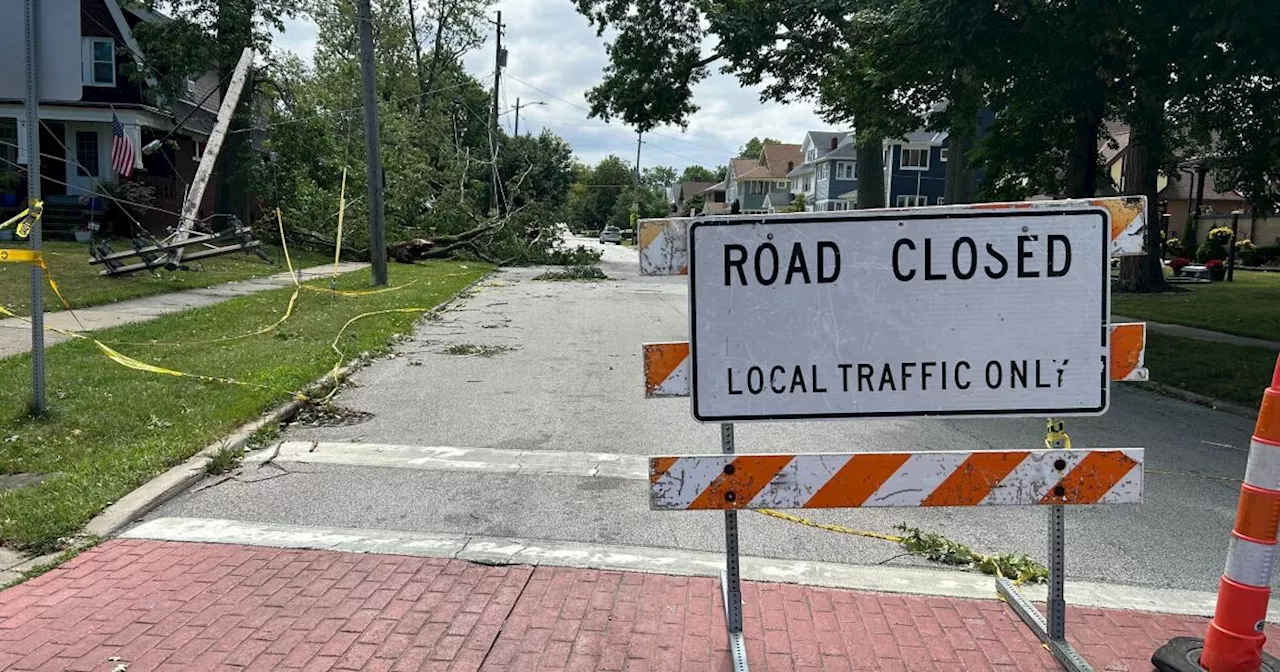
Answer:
[1,271,490,584]
[1138,381,1259,420]
[80,360,363,540]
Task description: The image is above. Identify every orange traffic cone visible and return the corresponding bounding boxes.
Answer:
[1155,356,1280,672]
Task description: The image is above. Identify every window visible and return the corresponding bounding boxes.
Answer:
[786,161,794,172]
[186,77,196,94]
[806,148,816,162]
[776,180,788,191]
[896,195,928,207]
[75,131,99,177]
[901,147,929,170]
[818,163,829,180]
[835,162,856,180]
[84,38,115,86]
[749,181,767,195]
[803,177,811,192]
[940,148,949,162]
[829,137,838,150]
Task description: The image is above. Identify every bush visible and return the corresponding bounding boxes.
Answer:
[1249,245,1280,267]
[1169,257,1192,274]
[1196,237,1229,263]
[1205,258,1226,281]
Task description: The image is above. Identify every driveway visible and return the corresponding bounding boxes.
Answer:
[145,236,1254,593]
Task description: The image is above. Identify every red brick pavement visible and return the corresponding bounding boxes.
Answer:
[0,539,1269,671]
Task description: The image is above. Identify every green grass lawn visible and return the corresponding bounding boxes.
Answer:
[1142,333,1277,407]
[0,260,487,553]
[0,241,331,313]
[1112,270,1280,341]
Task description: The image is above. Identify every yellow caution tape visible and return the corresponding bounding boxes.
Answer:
[1,200,41,237]
[0,248,70,309]
[320,307,431,402]
[754,508,905,543]
[301,279,420,297]
[0,303,304,400]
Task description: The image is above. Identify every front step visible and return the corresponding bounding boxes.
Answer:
[38,201,86,241]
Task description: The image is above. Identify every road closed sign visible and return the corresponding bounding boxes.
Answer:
[688,208,1111,421]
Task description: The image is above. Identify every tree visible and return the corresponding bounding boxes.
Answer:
[679,165,718,183]
[565,155,634,230]
[643,165,678,188]
[738,137,780,159]
[573,1,908,209]
[785,193,807,213]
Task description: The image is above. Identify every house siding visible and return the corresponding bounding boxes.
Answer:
[887,143,948,206]
[80,0,146,105]
[186,71,223,112]
[0,0,82,101]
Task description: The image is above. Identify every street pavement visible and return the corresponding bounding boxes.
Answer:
[146,235,1260,596]
[6,538,1274,671]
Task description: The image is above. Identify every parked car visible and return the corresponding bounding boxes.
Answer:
[599,226,622,244]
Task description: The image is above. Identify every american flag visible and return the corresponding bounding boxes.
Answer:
[110,112,134,178]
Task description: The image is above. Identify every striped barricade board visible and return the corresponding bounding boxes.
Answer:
[649,449,1144,511]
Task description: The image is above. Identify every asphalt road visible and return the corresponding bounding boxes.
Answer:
[150,236,1256,593]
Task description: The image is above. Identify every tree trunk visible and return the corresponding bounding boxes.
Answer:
[1064,105,1102,199]
[1117,109,1168,292]
[944,113,977,204]
[855,138,885,209]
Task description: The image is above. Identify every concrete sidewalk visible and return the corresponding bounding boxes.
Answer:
[0,262,369,358]
[2,538,1272,671]
[1113,313,1280,351]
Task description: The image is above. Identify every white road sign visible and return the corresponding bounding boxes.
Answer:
[689,209,1111,421]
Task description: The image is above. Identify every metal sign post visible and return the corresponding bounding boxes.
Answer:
[719,422,747,671]
[23,0,44,413]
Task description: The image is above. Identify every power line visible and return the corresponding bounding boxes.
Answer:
[502,73,741,157]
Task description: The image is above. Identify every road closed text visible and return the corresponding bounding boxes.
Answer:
[726,359,1073,397]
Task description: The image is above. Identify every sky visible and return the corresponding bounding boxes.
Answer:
[271,0,831,173]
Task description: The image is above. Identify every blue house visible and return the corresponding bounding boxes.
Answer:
[882,130,950,207]
[786,131,859,212]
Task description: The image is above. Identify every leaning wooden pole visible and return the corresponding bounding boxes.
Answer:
[166,47,254,267]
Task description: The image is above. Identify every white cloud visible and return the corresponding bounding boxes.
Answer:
[272,0,834,171]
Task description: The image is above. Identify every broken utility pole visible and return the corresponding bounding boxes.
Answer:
[166,47,254,268]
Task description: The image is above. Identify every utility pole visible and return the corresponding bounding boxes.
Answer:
[357,0,388,285]
[488,11,505,216]
[511,99,544,138]
[633,132,643,217]
[24,0,44,413]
